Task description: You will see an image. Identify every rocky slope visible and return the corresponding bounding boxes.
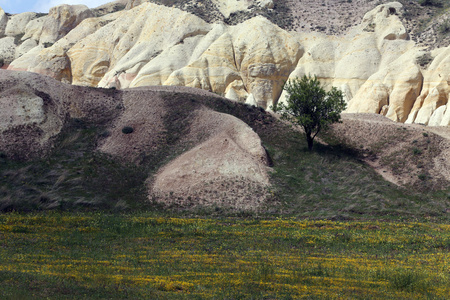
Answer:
[1,69,449,213]
[0,69,271,210]
[0,0,449,127]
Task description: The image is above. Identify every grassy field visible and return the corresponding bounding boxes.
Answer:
[1,213,449,299]
[1,93,449,298]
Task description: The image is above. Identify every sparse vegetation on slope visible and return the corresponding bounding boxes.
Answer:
[1,88,449,220]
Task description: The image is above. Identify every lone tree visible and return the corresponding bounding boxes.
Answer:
[274,75,346,151]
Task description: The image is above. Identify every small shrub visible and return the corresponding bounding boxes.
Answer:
[99,130,111,138]
[364,23,376,32]
[438,20,450,35]
[412,147,422,155]
[14,33,24,45]
[418,0,443,7]
[121,126,134,134]
[418,173,427,181]
[422,132,429,137]
[416,53,433,68]
[42,42,54,48]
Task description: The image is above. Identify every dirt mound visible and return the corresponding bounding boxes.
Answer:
[0,70,271,210]
[327,113,450,189]
[97,87,271,210]
[150,109,270,210]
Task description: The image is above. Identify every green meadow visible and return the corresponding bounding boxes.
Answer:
[1,213,450,299]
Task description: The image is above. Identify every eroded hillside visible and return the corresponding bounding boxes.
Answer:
[0,1,449,126]
[0,69,449,216]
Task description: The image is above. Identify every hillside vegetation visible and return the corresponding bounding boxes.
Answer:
[1,77,449,220]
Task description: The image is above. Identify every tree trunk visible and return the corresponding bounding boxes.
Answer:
[306,134,314,151]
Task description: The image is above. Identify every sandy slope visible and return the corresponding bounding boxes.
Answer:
[328,113,450,188]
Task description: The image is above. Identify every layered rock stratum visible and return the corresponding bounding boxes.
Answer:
[0,0,449,126]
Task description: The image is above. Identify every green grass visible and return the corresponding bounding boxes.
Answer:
[1,213,449,299]
[1,94,449,298]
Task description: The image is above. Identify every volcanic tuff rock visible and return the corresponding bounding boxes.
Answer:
[1,1,450,126]
[0,69,271,208]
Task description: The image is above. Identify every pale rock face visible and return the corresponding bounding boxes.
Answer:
[15,38,38,59]
[5,12,37,37]
[70,3,211,87]
[347,49,423,123]
[40,5,94,44]
[4,1,450,126]
[127,23,225,89]
[225,79,248,102]
[0,89,45,129]
[0,7,7,37]
[357,2,407,48]
[9,13,120,83]
[160,16,301,108]
[151,109,269,209]
[0,74,65,157]
[23,16,47,42]
[0,37,16,65]
[214,0,274,17]
[410,47,450,126]
[230,17,302,109]
[23,5,93,45]
[124,0,146,10]
[258,0,274,9]
[211,0,250,18]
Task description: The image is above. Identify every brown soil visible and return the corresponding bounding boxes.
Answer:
[0,70,271,210]
[327,113,450,189]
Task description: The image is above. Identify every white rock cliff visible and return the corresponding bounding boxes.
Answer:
[1,1,449,126]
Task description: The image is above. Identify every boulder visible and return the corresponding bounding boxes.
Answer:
[0,7,7,37]
[15,38,38,59]
[0,70,65,159]
[0,37,16,66]
[40,5,94,44]
[5,12,37,37]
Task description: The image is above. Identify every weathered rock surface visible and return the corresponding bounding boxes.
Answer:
[0,7,7,37]
[5,12,37,37]
[2,1,450,126]
[0,37,16,66]
[0,69,122,159]
[24,4,94,45]
[0,70,270,209]
[150,108,270,209]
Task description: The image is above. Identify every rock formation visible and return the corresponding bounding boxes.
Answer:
[0,69,271,209]
[1,1,449,126]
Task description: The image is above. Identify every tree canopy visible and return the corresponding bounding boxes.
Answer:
[274,75,347,151]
